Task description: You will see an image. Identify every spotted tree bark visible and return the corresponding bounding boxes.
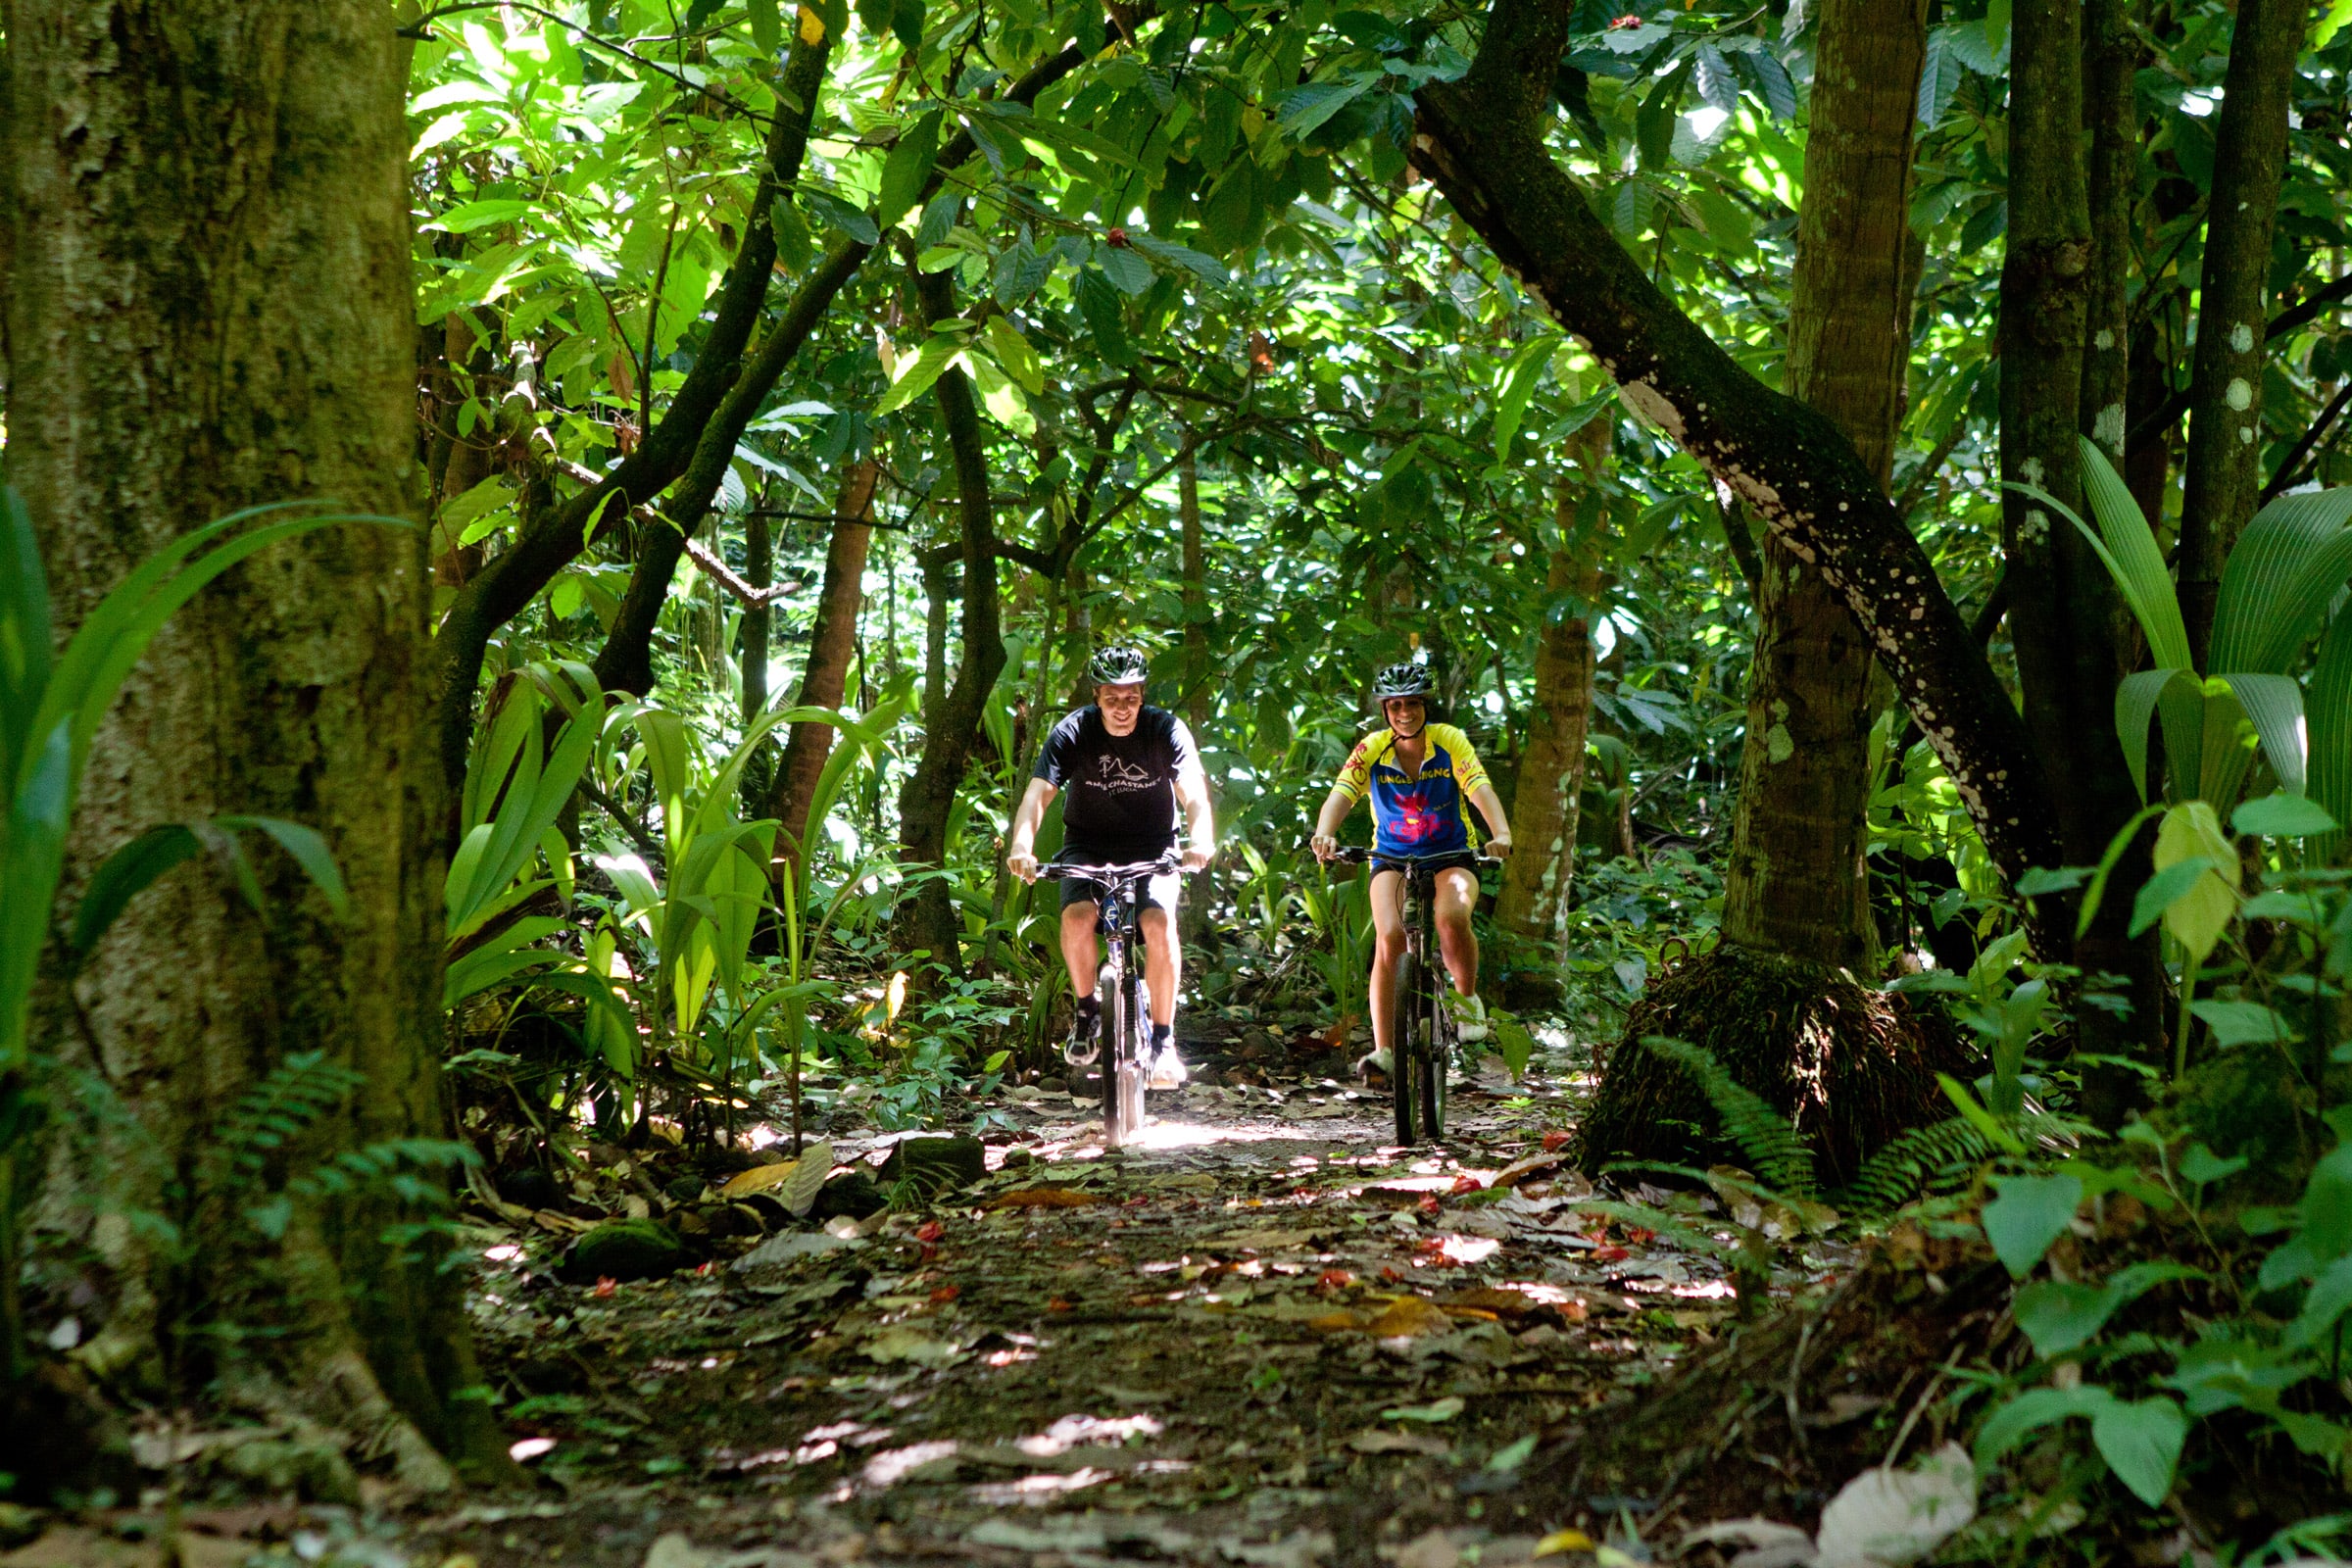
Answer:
[1720,0,1925,974]
[1416,0,2059,949]
[3,0,504,1483]
[768,458,880,883]
[1494,466,1605,952]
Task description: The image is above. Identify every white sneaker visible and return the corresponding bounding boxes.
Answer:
[1446,992,1490,1043]
[1149,1044,1189,1090]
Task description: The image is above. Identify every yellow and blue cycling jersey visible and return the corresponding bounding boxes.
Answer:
[1331,722,1492,858]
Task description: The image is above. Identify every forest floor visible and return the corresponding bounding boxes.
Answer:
[1,1017,1868,1568]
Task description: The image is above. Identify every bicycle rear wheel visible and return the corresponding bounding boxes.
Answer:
[1098,958,1123,1141]
[1391,951,1426,1145]
[1111,972,1147,1144]
[1422,991,1449,1141]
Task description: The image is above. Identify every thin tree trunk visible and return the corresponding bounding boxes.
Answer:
[4,0,505,1484]
[1720,0,1926,974]
[1494,468,1604,951]
[1177,439,1217,953]
[742,505,773,725]
[2176,0,2306,668]
[768,459,880,882]
[1415,0,2062,947]
[894,268,1007,971]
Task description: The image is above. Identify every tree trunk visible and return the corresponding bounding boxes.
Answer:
[894,267,1007,972]
[1176,439,1218,953]
[1494,470,1604,952]
[768,459,880,882]
[1415,0,2063,951]
[1720,0,1926,974]
[3,0,504,1486]
[742,505,773,728]
[2175,0,2306,668]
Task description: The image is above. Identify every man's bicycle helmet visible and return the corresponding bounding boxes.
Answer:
[1371,661,1433,700]
[1090,644,1151,685]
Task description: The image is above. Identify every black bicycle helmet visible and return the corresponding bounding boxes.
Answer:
[1089,644,1150,685]
[1371,661,1433,700]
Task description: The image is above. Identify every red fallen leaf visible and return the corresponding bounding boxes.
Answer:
[1123,1194,1151,1207]
[593,1277,616,1298]
[915,1220,945,1243]
[929,1285,960,1305]
[1448,1174,1483,1195]
[1417,1194,1442,1217]
[1592,1245,1631,1263]
[1542,1131,1572,1152]
[1380,1264,1406,1283]
[695,1261,715,1277]
[1625,1226,1657,1245]
[1317,1269,1354,1292]
[1048,1297,1074,1312]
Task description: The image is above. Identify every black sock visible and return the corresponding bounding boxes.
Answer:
[1073,995,1100,1026]
[1151,1023,1173,1051]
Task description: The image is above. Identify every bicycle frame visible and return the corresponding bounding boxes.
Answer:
[1038,856,1180,1149]
[1329,848,1489,1145]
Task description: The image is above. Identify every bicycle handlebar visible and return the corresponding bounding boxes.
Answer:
[1320,846,1503,866]
[1036,852,1186,882]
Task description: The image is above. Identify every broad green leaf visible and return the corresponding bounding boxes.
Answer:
[982,316,1044,395]
[217,814,349,919]
[431,198,536,233]
[1489,334,1557,468]
[1983,1172,2082,1276]
[770,195,814,272]
[2233,791,2338,838]
[1127,231,1229,285]
[2151,802,2239,961]
[877,107,944,227]
[1097,241,1154,296]
[874,331,966,414]
[2208,486,2352,675]
[2189,1000,2296,1048]
[804,188,880,245]
[2071,436,2192,670]
[748,0,782,53]
[2090,1396,2185,1505]
[2129,856,2214,940]
[1074,266,1133,365]
[2311,611,2352,861]
[2286,1253,2352,1348]
[1975,1384,2117,1470]
[69,825,202,961]
[1278,75,1376,138]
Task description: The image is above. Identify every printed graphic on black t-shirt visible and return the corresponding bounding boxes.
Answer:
[1033,705,1198,861]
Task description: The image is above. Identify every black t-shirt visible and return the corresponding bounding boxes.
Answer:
[1034,705,1199,862]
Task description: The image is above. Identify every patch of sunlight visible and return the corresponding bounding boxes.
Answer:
[1430,1234,1500,1266]
[1122,1119,1294,1151]
[508,1438,558,1462]
[1673,1280,1738,1300]
[969,1467,1116,1505]
[1018,1412,1163,1455]
[862,1440,958,1489]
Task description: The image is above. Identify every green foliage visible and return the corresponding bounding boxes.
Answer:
[1842,1116,1993,1216]
[1638,1035,1816,1200]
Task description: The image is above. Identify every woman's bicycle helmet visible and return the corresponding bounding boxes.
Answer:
[1090,645,1151,685]
[1371,661,1433,700]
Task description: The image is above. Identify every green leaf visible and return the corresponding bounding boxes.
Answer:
[2286,1253,2352,1348]
[69,825,202,962]
[804,189,880,245]
[2232,791,2338,839]
[2310,610,2352,861]
[982,316,1044,395]
[2074,436,2193,670]
[891,0,926,54]
[749,0,783,54]
[2189,1000,2296,1048]
[2129,857,2214,940]
[432,199,536,233]
[2208,485,2352,676]
[873,331,965,414]
[1983,1172,2082,1277]
[1074,267,1133,365]
[2179,1142,2249,1185]
[218,814,350,919]
[771,195,814,272]
[1976,1384,2117,1470]
[1489,334,1557,467]
[2012,1280,2115,1359]
[1126,230,1228,285]
[1200,160,1259,255]
[877,107,944,228]
[1917,26,1962,125]
[1278,75,1376,138]
[2214,672,2305,796]
[2091,1396,2185,1506]
[1097,241,1154,296]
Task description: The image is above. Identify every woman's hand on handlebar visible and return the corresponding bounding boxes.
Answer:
[1485,835,1514,860]
[1309,832,1338,862]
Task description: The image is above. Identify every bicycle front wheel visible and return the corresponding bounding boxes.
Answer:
[1391,950,1426,1145]
[1422,990,1449,1141]
[1098,959,1123,1140]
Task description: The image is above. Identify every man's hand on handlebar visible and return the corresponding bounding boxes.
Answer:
[1181,843,1213,873]
[1006,848,1040,882]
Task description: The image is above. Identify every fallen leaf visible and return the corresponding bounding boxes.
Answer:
[1384,1395,1467,1423]
[719,1139,834,1203]
[1541,1131,1572,1152]
[929,1284,960,1304]
[593,1276,616,1298]
[1444,1288,1548,1322]
[862,1326,962,1367]
[1350,1429,1451,1456]
[1417,1194,1442,1217]
[1360,1296,1456,1338]
[1813,1441,1976,1568]
[915,1220,945,1243]
[1534,1528,1596,1557]
[1449,1174,1485,1195]
[1317,1269,1354,1291]
[1308,1309,1367,1333]
[984,1186,1104,1209]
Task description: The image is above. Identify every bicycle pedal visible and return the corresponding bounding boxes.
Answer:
[1063,1039,1102,1066]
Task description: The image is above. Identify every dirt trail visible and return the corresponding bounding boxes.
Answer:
[406,1048,1817,1568]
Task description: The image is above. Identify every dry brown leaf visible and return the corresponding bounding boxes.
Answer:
[1307,1309,1367,1334]
[1491,1152,1569,1189]
[983,1186,1106,1210]
[1359,1296,1456,1338]
[719,1160,801,1198]
[1442,1287,1545,1321]
[1348,1430,1451,1456]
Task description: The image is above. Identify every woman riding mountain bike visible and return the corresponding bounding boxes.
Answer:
[1310,661,1513,1082]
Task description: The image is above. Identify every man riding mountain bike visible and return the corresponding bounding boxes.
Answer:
[1310,661,1512,1079]
[1005,646,1215,1090]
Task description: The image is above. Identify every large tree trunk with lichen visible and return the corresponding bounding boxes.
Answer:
[2,0,507,1489]
[1496,462,1606,952]
[768,459,880,883]
[1416,0,2061,957]
[2175,0,2306,667]
[1718,0,1925,975]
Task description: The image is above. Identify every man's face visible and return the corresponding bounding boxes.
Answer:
[1383,696,1427,736]
[1097,681,1146,733]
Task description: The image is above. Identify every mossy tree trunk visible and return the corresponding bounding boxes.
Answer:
[2175,0,2307,667]
[768,458,880,883]
[3,0,506,1485]
[1718,0,1925,976]
[1495,453,1607,954]
[1416,0,2063,945]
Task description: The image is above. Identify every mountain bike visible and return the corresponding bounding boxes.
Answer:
[1037,853,1184,1149]
[1327,847,1495,1145]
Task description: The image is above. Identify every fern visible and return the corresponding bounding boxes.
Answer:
[1840,1115,1991,1215]
[1640,1035,1818,1199]
[197,1050,366,1194]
